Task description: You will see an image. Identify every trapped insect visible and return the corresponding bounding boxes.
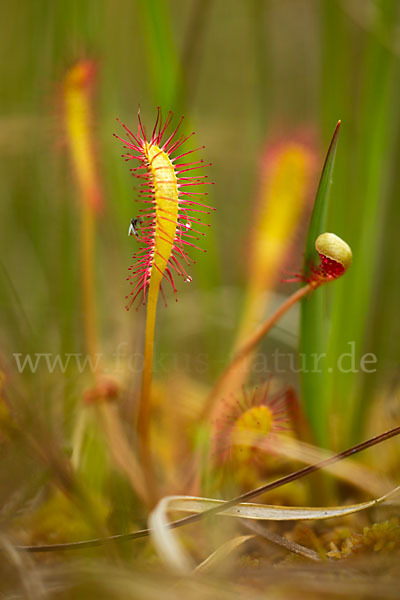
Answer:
[128,216,142,237]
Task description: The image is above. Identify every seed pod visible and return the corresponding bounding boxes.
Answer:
[315,232,352,278]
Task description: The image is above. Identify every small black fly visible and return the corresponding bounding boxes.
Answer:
[128,217,142,237]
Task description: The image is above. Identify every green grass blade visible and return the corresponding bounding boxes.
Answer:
[325,0,399,447]
[299,121,341,446]
[136,0,180,109]
[303,121,341,266]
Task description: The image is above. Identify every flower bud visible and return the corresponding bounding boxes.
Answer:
[315,232,352,270]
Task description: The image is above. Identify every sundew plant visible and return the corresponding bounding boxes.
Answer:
[1,1,400,598]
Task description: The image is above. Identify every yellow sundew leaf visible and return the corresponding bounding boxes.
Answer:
[63,60,102,211]
[145,142,179,297]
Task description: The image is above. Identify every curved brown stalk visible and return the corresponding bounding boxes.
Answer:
[16,424,400,553]
[202,283,312,420]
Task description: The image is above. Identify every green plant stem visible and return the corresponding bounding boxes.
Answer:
[138,278,159,505]
[324,0,398,446]
[178,0,212,110]
[136,0,180,108]
[299,121,341,445]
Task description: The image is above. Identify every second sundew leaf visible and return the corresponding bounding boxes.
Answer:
[299,121,341,446]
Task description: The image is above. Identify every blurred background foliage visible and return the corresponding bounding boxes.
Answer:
[1,0,400,593]
[0,0,400,597]
[2,0,400,444]
[0,0,400,445]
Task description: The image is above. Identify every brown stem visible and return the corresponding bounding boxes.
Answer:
[137,277,160,507]
[203,284,312,419]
